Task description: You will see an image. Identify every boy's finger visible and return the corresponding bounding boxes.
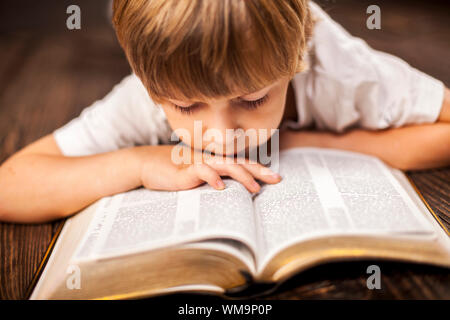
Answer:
[190,163,225,190]
[242,162,282,184]
[208,162,260,193]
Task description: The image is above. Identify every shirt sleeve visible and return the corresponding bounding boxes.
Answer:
[292,2,445,133]
[53,73,173,156]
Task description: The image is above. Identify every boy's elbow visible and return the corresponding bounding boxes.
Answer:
[391,157,416,171]
[0,198,19,223]
[0,204,7,222]
[0,204,69,223]
[392,155,450,171]
[0,185,70,223]
[0,179,11,221]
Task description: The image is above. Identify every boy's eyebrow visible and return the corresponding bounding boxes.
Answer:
[169,82,276,105]
[240,78,282,99]
[240,87,271,100]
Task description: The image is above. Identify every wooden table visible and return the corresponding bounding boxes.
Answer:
[0,0,449,299]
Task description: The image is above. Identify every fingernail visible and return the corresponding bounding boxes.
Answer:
[252,181,260,192]
[216,179,225,189]
[272,173,282,180]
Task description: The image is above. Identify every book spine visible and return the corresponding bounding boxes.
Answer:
[25,220,66,299]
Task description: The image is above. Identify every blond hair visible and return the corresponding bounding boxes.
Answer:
[113,0,313,104]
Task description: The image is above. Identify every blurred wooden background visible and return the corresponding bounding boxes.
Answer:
[0,0,448,299]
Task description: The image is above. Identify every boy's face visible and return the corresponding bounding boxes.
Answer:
[159,76,291,156]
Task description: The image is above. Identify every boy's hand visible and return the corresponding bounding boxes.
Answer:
[137,145,282,194]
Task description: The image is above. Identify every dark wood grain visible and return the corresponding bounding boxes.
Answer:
[0,0,449,300]
[0,1,130,300]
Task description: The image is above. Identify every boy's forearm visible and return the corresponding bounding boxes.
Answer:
[313,87,450,170]
[281,123,450,170]
[0,147,146,223]
[324,123,450,170]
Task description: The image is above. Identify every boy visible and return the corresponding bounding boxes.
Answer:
[0,0,449,223]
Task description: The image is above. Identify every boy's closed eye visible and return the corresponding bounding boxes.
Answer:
[171,94,270,115]
[167,84,273,115]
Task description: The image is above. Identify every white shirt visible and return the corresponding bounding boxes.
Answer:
[53,2,444,157]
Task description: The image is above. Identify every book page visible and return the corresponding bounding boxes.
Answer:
[254,147,435,264]
[73,179,257,261]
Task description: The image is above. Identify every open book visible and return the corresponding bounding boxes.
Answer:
[30,147,450,299]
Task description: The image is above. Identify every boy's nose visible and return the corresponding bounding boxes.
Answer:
[204,110,241,145]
